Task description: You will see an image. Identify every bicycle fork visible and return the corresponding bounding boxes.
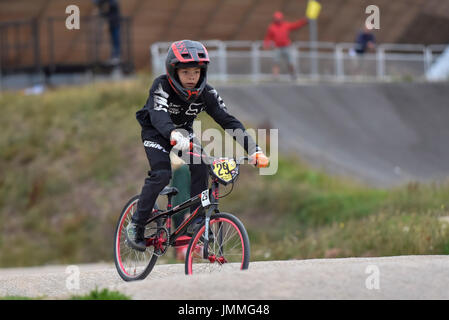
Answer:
[202,181,219,260]
[202,207,213,259]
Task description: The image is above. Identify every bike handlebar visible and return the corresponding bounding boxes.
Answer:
[178,142,251,165]
[170,140,194,150]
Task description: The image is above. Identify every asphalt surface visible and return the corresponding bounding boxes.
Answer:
[217,81,449,187]
[1,256,448,299]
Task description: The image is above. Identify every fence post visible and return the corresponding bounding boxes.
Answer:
[376,46,385,79]
[424,46,432,74]
[251,42,260,82]
[218,41,227,81]
[335,44,344,80]
[150,43,162,76]
[292,42,299,77]
[309,18,319,78]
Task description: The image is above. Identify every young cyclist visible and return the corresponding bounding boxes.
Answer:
[126,40,269,251]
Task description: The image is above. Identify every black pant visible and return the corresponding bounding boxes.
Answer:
[131,128,208,226]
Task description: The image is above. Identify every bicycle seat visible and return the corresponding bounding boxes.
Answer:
[160,186,179,196]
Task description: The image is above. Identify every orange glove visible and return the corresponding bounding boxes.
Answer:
[250,151,269,168]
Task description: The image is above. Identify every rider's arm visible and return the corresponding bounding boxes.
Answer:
[287,18,308,31]
[141,78,176,140]
[203,86,262,156]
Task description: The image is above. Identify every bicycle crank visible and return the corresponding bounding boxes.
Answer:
[145,227,169,257]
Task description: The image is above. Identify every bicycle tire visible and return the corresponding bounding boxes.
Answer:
[185,212,250,275]
[113,195,159,281]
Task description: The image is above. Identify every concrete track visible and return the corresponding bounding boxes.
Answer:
[217,82,449,187]
[1,256,448,299]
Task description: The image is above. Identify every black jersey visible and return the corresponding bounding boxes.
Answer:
[136,75,260,155]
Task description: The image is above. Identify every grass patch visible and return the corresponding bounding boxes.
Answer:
[0,289,130,300]
[245,156,449,260]
[70,288,130,300]
[0,296,37,300]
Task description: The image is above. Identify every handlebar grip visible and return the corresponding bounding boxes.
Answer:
[170,140,193,150]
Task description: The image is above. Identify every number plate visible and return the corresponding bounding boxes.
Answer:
[201,190,210,207]
[212,159,237,183]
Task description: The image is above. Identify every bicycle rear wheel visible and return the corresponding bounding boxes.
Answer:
[114,195,159,281]
[185,212,250,275]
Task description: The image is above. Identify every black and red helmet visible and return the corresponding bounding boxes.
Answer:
[165,40,210,102]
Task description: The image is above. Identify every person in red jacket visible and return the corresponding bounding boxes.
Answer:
[263,11,308,79]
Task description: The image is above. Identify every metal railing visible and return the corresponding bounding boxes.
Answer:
[46,15,134,74]
[0,16,134,90]
[151,40,448,82]
[0,19,42,90]
[0,19,41,74]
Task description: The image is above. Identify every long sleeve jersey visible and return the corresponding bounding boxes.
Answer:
[136,75,261,155]
[263,18,308,48]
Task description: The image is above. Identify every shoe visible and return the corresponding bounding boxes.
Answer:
[125,222,146,252]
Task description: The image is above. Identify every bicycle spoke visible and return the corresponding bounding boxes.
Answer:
[188,216,247,275]
[115,198,159,280]
[212,225,241,259]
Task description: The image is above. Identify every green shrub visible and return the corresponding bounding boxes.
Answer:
[70,288,130,300]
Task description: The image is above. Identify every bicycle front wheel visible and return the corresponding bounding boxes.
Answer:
[185,212,250,275]
[114,195,159,281]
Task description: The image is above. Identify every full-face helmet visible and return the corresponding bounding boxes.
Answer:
[165,40,210,102]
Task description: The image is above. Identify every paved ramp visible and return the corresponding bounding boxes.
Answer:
[217,82,449,187]
[1,256,449,299]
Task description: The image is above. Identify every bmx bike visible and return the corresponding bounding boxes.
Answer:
[114,144,251,281]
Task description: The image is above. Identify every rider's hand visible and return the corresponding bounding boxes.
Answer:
[250,151,269,168]
[170,130,190,151]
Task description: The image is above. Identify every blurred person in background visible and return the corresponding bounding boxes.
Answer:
[349,26,376,76]
[93,0,121,65]
[354,26,376,56]
[263,11,308,80]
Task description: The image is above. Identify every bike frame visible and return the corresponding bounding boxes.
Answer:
[144,179,221,250]
[142,144,247,257]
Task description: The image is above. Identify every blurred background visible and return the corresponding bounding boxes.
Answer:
[1,0,449,268]
[1,0,449,87]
